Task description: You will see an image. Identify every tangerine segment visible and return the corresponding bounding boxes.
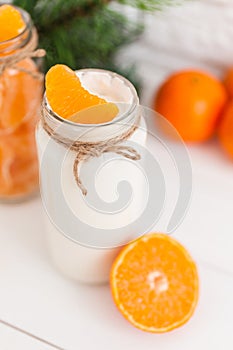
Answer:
[0,123,39,197]
[45,64,119,123]
[0,5,26,42]
[69,103,119,124]
[111,233,199,333]
[0,58,42,129]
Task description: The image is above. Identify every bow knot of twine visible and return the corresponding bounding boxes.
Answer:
[41,109,141,196]
[0,28,46,79]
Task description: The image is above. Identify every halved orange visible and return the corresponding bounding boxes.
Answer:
[45,64,119,123]
[110,233,199,333]
[0,4,26,42]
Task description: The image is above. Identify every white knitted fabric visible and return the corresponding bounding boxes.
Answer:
[118,0,233,105]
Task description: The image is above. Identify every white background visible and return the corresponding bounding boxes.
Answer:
[1,0,233,349]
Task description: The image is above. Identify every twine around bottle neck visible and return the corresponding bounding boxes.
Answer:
[0,27,46,79]
[41,104,141,196]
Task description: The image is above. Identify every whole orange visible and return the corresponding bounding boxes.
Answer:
[155,70,228,142]
[223,68,233,97]
[218,100,233,159]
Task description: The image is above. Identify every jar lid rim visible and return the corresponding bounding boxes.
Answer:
[43,68,139,129]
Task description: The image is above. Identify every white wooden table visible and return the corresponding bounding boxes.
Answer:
[1,1,233,348]
[0,141,233,350]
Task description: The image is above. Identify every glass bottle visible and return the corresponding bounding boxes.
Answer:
[36,69,147,284]
[0,6,44,201]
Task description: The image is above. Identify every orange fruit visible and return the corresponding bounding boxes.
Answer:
[0,4,26,42]
[111,233,199,333]
[155,70,228,142]
[45,64,119,123]
[218,100,233,159]
[223,68,233,97]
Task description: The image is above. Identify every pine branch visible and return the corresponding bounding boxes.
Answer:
[37,1,112,34]
[36,0,109,29]
[12,0,178,92]
[39,7,142,69]
[12,0,38,14]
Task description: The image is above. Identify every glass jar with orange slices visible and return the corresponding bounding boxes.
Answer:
[0,4,44,201]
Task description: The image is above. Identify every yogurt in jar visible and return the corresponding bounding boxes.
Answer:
[36,69,147,284]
